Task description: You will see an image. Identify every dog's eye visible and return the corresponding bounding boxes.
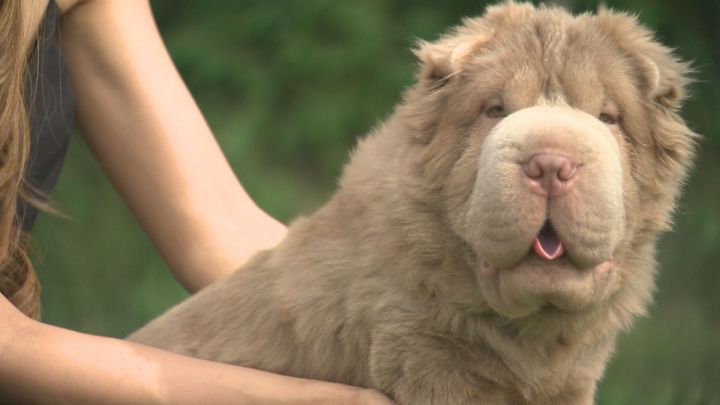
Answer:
[599,112,619,125]
[486,104,507,118]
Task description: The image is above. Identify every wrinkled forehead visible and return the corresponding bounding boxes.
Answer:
[461,15,638,110]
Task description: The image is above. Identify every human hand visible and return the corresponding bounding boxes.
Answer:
[303,382,396,405]
[348,388,398,405]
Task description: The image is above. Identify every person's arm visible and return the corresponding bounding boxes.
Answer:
[0,297,393,404]
[24,1,394,403]
[56,0,285,292]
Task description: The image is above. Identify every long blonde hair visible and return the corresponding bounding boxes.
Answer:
[0,0,42,319]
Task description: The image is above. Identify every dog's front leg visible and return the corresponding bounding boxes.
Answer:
[368,329,511,405]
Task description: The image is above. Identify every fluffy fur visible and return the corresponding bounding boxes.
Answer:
[129,2,697,404]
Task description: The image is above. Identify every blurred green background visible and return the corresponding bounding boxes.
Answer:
[33,1,719,404]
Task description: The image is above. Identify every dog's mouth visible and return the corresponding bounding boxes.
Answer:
[475,219,617,317]
[533,221,564,260]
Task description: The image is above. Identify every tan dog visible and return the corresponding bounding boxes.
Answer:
[130,2,697,403]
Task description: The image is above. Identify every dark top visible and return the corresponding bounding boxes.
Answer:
[19,0,75,231]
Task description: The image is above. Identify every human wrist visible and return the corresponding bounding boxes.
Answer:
[300,380,363,404]
[166,206,287,292]
[237,372,364,405]
[293,380,392,405]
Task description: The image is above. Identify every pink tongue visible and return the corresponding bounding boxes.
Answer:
[533,228,565,260]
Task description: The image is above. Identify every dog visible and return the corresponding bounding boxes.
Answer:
[130,2,697,403]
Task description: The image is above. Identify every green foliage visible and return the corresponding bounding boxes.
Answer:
[33,1,719,403]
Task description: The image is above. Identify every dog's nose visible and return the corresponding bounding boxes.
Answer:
[522,153,577,197]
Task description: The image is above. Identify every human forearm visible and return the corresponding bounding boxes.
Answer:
[57,0,286,292]
[0,305,382,404]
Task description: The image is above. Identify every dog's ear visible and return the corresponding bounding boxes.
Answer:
[635,53,692,110]
[412,40,453,87]
[412,35,491,89]
[596,7,693,110]
[412,2,533,89]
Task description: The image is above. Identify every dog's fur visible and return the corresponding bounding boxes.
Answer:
[129,2,697,404]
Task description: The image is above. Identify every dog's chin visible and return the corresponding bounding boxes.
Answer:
[476,254,615,319]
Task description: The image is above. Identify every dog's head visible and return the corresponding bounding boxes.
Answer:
[394,2,696,333]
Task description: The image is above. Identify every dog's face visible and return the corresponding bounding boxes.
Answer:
[404,3,696,327]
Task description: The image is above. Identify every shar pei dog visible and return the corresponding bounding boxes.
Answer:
[130,2,697,404]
